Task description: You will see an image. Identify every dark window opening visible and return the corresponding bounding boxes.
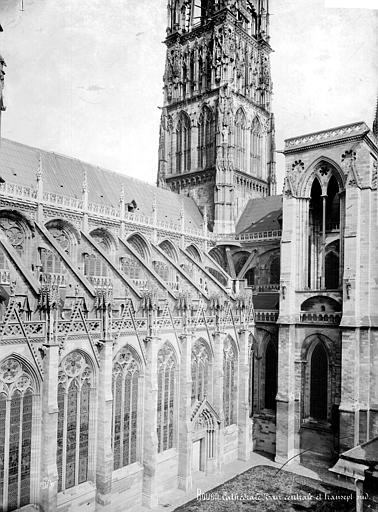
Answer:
[310,343,328,420]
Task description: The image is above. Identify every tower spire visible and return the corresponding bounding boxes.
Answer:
[373,96,378,138]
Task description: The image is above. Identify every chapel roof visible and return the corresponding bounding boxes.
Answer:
[0,138,203,228]
[236,195,282,235]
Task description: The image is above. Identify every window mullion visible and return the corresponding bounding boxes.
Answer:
[17,394,23,509]
[3,399,10,512]
[74,386,81,487]
[61,391,68,491]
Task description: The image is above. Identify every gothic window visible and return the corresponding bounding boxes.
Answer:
[82,253,108,277]
[198,107,215,169]
[245,268,255,286]
[223,337,237,426]
[57,351,94,492]
[235,109,246,172]
[152,261,170,282]
[191,339,210,403]
[264,339,277,411]
[309,343,328,421]
[112,346,141,470]
[176,113,191,174]
[269,256,280,284]
[120,256,141,281]
[0,357,36,511]
[40,248,64,275]
[251,117,263,177]
[157,343,177,453]
[0,218,25,257]
[325,251,339,290]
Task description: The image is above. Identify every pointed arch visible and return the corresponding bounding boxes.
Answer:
[176,111,191,173]
[89,227,118,253]
[250,116,263,177]
[127,232,151,261]
[223,335,238,426]
[157,342,178,452]
[299,157,345,198]
[235,108,247,172]
[186,243,202,262]
[198,105,215,169]
[112,345,142,470]
[191,337,212,404]
[159,239,179,263]
[0,355,40,511]
[45,218,80,254]
[57,350,95,492]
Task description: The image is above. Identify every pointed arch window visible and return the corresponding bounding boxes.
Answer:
[309,343,328,421]
[223,337,237,426]
[235,109,246,172]
[157,343,177,452]
[250,117,263,177]
[57,351,94,491]
[112,347,141,470]
[82,253,108,278]
[120,256,141,281]
[176,113,191,174]
[0,357,37,512]
[198,107,215,169]
[191,339,211,403]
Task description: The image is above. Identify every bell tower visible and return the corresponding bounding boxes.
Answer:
[157,0,276,234]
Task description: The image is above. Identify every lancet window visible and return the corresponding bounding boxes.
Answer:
[250,118,263,177]
[198,107,215,169]
[223,337,237,426]
[157,343,177,453]
[57,351,94,492]
[0,357,36,511]
[235,109,246,172]
[112,346,141,470]
[176,113,191,174]
[191,339,210,403]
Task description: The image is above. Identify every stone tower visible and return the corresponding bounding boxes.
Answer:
[157,0,276,234]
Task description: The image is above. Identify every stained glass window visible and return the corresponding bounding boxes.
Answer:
[157,343,176,453]
[0,358,35,511]
[57,351,93,492]
[112,346,140,470]
[176,113,191,174]
[191,339,210,404]
[223,337,237,426]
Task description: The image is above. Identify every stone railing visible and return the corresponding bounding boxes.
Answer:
[40,272,67,287]
[217,230,282,242]
[0,321,46,338]
[285,122,366,149]
[0,182,37,201]
[251,284,280,293]
[254,310,279,323]
[88,276,113,288]
[300,312,342,324]
[43,192,83,210]
[87,202,120,218]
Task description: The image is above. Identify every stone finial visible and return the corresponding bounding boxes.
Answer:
[36,153,43,181]
[82,169,88,194]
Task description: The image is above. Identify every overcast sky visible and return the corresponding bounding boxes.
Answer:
[0,0,377,191]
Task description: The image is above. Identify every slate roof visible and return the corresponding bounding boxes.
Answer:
[0,138,203,228]
[236,195,282,235]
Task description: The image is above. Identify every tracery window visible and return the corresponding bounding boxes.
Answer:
[57,351,94,492]
[250,118,263,177]
[83,253,108,277]
[152,261,170,282]
[0,218,25,256]
[223,337,237,426]
[198,107,215,169]
[191,339,210,403]
[0,357,36,511]
[157,343,177,453]
[40,248,64,275]
[176,113,191,174]
[112,346,140,470]
[120,256,141,281]
[235,109,246,172]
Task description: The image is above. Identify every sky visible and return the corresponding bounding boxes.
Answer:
[0,0,377,192]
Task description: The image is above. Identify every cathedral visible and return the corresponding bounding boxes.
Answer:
[0,1,377,512]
